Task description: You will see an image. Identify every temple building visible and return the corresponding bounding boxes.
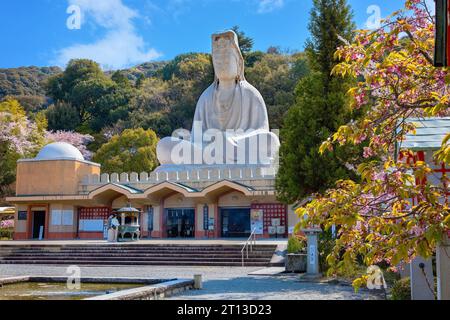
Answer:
[6,30,299,241]
[6,142,297,241]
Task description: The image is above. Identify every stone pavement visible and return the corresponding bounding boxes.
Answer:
[0,264,380,300]
[169,275,380,300]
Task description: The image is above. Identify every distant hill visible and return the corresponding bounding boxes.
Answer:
[0,66,61,97]
[0,62,168,113]
[107,61,168,82]
[0,66,61,112]
[0,53,306,135]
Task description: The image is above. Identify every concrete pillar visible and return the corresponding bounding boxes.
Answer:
[152,205,161,238]
[302,228,321,276]
[398,262,411,279]
[410,257,435,300]
[437,234,450,300]
[195,204,205,239]
[194,275,203,290]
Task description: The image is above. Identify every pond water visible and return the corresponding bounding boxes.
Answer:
[0,282,141,300]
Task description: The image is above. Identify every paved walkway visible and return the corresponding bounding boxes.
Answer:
[170,275,380,300]
[0,265,380,300]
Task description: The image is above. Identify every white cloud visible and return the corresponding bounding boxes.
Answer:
[54,0,161,70]
[257,0,284,14]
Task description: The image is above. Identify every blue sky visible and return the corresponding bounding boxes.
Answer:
[0,0,409,70]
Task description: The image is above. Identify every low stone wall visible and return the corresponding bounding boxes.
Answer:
[285,254,307,273]
[83,166,277,186]
[86,279,195,300]
[79,166,278,195]
[0,276,195,300]
[0,276,164,286]
[0,276,30,286]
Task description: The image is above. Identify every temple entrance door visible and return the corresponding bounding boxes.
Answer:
[221,208,251,238]
[32,211,46,239]
[166,209,195,238]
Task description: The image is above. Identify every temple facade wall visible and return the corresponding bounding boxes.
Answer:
[14,205,28,233]
[10,193,299,240]
[112,196,129,209]
[8,158,300,241]
[17,160,100,196]
[164,194,197,209]
[218,191,253,207]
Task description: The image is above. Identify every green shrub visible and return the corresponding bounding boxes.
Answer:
[0,228,13,240]
[391,277,411,300]
[318,230,336,274]
[288,236,305,254]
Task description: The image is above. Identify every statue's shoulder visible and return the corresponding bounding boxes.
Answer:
[240,81,265,104]
[198,84,216,103]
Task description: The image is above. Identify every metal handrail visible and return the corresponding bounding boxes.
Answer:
[241,229,257,267]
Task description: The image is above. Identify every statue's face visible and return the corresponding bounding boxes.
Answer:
[213,37,239,82]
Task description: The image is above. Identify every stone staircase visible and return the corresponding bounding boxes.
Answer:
[0,244,278,267]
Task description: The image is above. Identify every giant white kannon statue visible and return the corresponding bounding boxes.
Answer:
[157,30,280,168]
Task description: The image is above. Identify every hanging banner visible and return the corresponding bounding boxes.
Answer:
[250,209,264,235]
[147,207,154,233]
[203,205,209,231]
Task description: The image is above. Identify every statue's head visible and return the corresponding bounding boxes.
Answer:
[212,30,245,84]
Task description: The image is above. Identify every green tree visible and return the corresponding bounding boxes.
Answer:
[46,101,80,131]
[231,26,254,57]
[46,59,136,132]
[46,59,134,132]
[276,0,357,204]
[245,51,265,68]
[159,53,213,83]
[246,52,309,129]
[46,59,109,123]
[93,128,159,174]
[73,78,134,132]
[111,70,132,88]
[129,54,214,137]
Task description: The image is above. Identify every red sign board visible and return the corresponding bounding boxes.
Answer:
[447,230,450,238]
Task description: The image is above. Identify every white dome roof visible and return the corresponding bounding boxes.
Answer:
[36,142,84,161]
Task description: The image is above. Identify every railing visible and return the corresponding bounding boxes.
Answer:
[241,229,257,267]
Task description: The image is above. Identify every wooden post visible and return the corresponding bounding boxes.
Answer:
[447,0,450,64]
[436,233,450,300]
[435,0,448,67]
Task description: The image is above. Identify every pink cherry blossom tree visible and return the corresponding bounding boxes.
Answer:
[298,0,450,289]
[46,131,95,160]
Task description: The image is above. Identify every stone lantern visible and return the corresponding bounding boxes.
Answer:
[113,204,141,242]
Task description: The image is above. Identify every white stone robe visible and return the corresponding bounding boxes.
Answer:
[157,80,279,166]
[193,81,270,133]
